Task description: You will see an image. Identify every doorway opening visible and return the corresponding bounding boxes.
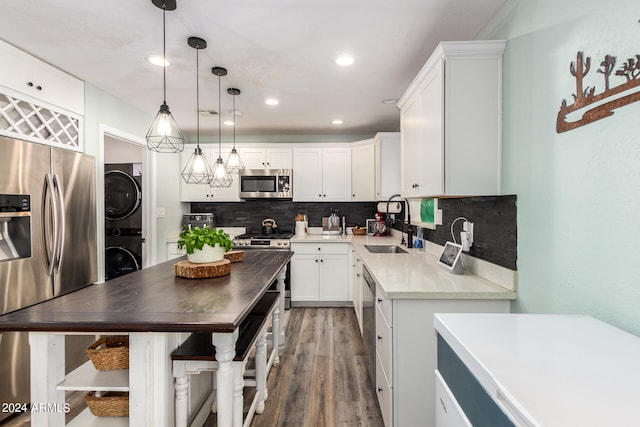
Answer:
[99,126,156,282]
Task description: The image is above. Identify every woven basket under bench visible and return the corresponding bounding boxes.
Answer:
[85,391,129,417]
[86,336,129,370]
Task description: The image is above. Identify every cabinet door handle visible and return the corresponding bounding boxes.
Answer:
[377,335,382,340]
[377,387,383,393]
[320,259,324,263]
[318,194,322,198]
[377,298,383,303]
[27,81,33,87]
[315,259,318,263]
[356,273,360,277]
[36,85,42,91]
[440,397,447,413]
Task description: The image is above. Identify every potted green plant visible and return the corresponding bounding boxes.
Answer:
[177,226,233,263]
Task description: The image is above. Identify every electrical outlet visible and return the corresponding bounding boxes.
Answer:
[461,221,474,251]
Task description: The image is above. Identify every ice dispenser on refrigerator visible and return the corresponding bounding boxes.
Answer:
[0,194,31,262]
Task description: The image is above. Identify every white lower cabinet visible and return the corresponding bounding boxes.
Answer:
[373,295,509,426]
[434,370,472,427]
[351,249,363,335]
[290,242,349,303]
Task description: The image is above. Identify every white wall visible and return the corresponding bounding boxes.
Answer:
[479,0,640,334]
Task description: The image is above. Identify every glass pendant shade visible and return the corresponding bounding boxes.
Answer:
[146,3,184,153]
[225,147,245,172]
[211,156,234,187]
[182,146,213,184]
[181,36,213,184]
[146,103,185,152]
[225,87,244,172]
[210,66,233,188]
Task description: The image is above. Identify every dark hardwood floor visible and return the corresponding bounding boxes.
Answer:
[1,307,383,427]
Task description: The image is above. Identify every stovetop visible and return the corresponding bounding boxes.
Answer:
[233,231,293,249]
[235,231,294,240]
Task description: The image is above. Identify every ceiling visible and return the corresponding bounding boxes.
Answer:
[0,0,505,139]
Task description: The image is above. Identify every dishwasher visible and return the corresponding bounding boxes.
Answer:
[362,265,376,387]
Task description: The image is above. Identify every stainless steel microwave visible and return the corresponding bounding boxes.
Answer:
[239,169,292,199]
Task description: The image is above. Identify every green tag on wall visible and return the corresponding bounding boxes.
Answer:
[420,198,434,223]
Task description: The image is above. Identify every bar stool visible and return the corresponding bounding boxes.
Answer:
[172,291,279,427]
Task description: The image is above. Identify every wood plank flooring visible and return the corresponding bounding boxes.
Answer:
[206,307,384,427]
[0,307,383,427]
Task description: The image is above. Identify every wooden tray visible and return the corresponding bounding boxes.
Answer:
[174,259,231,279]
[224,250,244,263]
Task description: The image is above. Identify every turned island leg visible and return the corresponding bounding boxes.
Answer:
[212,329,238,427]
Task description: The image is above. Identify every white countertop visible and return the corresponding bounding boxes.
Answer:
[292,234,515,300]
[434,313,640,427]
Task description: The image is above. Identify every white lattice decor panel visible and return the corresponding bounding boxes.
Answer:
[0,92,80,149]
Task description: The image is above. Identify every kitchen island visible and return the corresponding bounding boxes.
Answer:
[0,250,292,427]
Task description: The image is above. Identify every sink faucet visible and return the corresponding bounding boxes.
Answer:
[404,198,413,248]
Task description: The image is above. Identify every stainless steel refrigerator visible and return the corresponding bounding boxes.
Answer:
[0,135,97,419]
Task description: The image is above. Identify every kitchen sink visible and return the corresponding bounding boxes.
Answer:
[364,245,408,254]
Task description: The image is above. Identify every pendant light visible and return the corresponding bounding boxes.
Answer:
[181,37,213,184]
[146,0,185,153]
[210,67,234,188]
[225,88,245,173]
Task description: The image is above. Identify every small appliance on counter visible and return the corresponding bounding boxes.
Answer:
[322,209,341,235]
[182,213,216,229]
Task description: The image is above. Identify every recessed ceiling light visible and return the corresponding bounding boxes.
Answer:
[265,98,279,106]
[332,119,344,125]
[381,98,398,105]
[223,120,234,126]
[335,55,355,66]
[146,55,169,67]
[229,109,243,117]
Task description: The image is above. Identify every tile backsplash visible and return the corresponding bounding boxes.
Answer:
[395,195,517,270]
[191,201,378,234]
[192,195,517,270]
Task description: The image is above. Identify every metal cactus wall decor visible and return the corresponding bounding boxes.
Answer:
[556,51,640,133]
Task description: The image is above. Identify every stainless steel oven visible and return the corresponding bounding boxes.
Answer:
[239,169,292,199]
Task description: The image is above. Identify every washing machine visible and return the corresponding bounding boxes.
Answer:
[105,163,143,280]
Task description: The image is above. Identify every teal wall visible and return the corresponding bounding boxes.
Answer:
[479,0,640,334]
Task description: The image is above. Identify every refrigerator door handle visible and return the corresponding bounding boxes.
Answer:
[52,173,65,273]
[42,173,58,276]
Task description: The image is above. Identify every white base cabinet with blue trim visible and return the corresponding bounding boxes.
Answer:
[434,313,640,427]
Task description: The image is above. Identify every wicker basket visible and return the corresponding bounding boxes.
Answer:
[85,391,129,417]
[352,227,367,236]
[86,336,129,370]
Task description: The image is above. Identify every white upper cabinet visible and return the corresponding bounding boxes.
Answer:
[374,132,401,201]
[0,39,84,115]
[398,41,506,198]
[239,146,292,169]
[293,146,351,201]
[351,139,376,201]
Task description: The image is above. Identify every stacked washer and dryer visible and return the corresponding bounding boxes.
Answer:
[104,163,143,280]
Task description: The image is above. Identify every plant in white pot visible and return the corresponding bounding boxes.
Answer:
[177,226,233,263]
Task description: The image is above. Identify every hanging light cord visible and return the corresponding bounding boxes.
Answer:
[162,7,167,105]
[218,72,222,157]
[232,92,236,149]
[196,42,200,149]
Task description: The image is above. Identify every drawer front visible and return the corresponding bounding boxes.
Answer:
[435,369,472,427]
[291,242,348,255]
[375,304,393,383]
[375,287,393,326]
[375,352,393,427]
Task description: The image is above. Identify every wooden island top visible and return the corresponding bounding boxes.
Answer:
[0,250,293,333]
